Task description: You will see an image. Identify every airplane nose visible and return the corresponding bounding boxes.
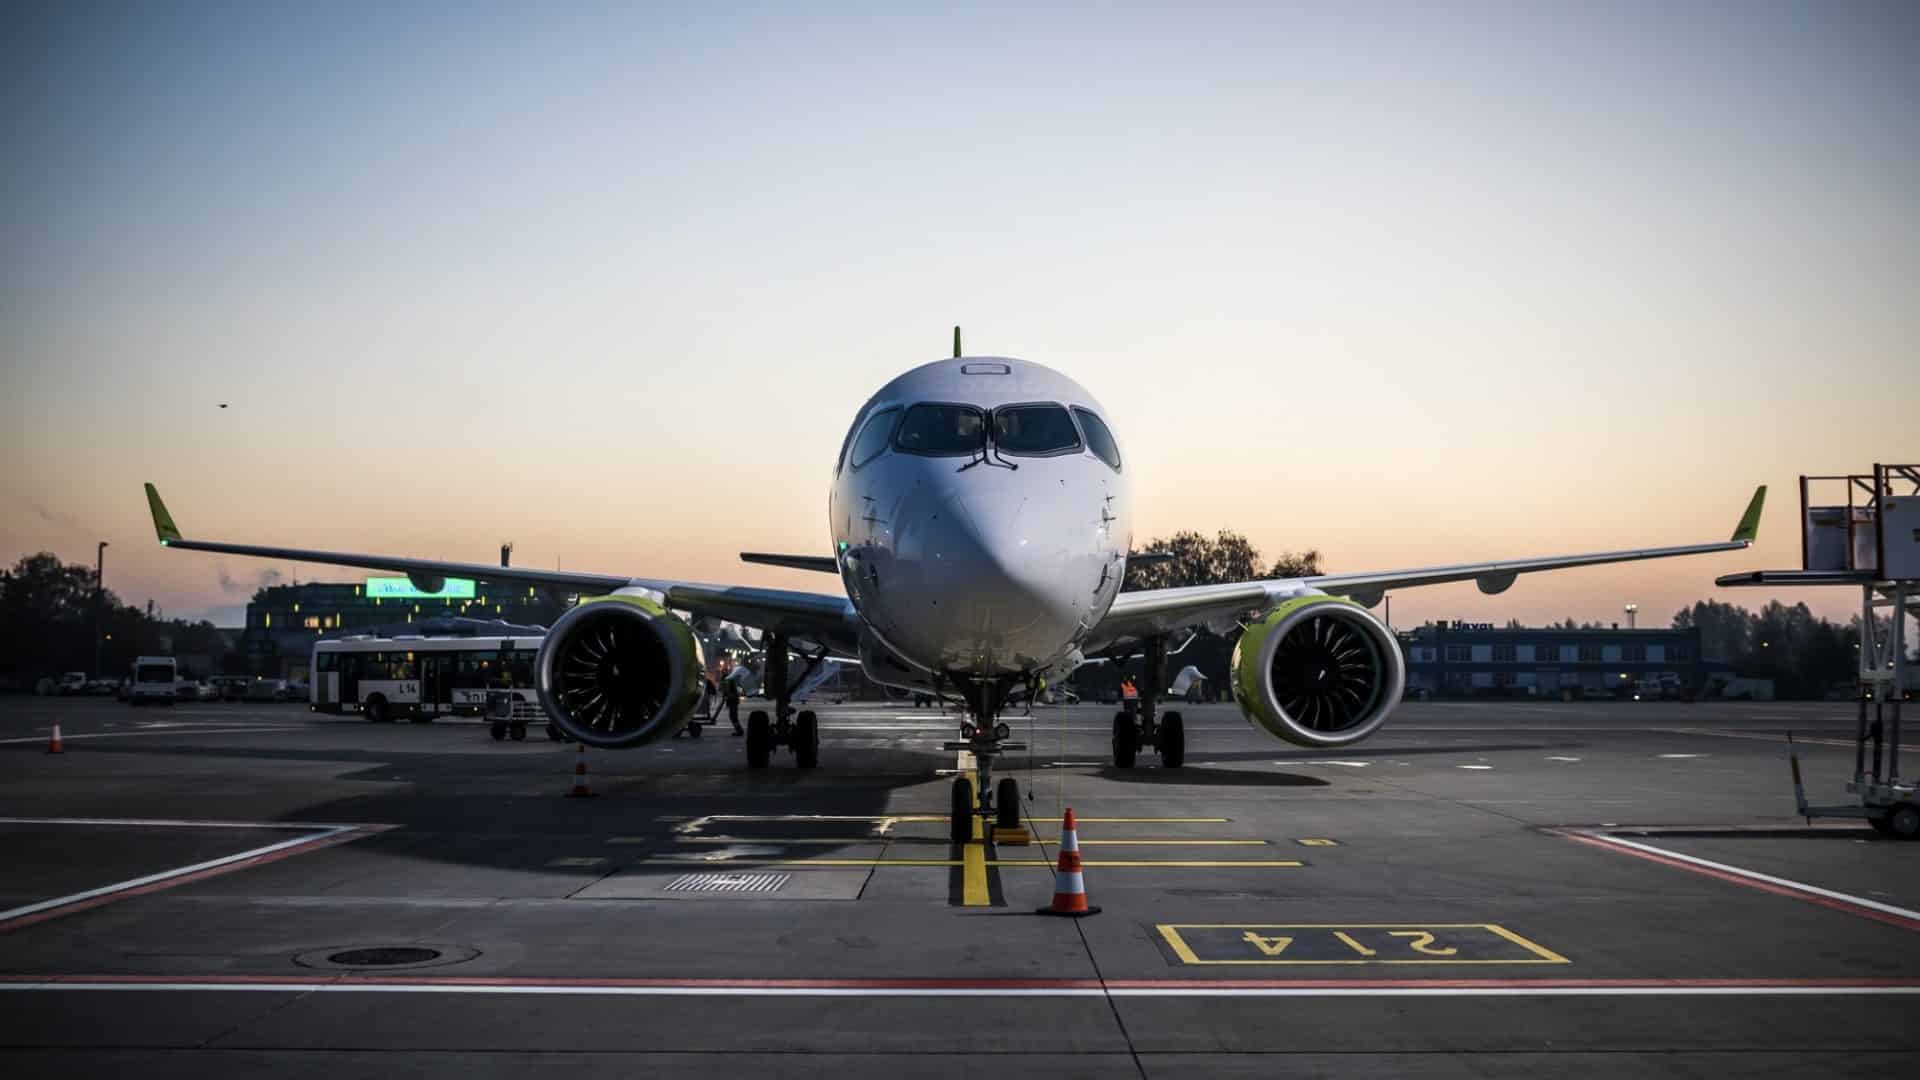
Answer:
[934,493,1089,665]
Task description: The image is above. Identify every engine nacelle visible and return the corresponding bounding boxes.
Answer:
[535,590,706,748]
[1232,595,1405,748]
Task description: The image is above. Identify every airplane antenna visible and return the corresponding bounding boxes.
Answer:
[953,326,962,358]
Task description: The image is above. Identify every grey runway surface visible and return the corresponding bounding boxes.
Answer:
[2,695,1917,1078]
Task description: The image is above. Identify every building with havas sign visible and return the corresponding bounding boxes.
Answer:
[240,577,575,678]
[1399,621,1706,699]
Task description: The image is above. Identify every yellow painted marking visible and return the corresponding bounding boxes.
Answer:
[1156,924,1569,966]
[1332,931,1376,957]
[962,772,989,906]
[1296,838,1339,847]
[1241,931,1293,956]
[1389,931,1457,956]
[645,858,1305,869]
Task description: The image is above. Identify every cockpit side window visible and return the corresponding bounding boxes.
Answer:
[1073,407,1121,471]
[992,403,1082,456]
[894,403,986,456]
[849,407,901,469]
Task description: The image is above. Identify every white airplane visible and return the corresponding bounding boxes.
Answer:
[144,329,1765,841]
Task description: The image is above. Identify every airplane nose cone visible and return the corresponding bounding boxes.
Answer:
[922,493,1091,671]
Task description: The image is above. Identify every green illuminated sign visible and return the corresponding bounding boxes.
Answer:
[365,576,476,600]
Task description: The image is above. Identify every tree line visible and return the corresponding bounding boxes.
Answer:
[0,552,234,685]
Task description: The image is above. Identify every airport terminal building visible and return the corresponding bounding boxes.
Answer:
[1399,621,1705,699]
[241,576,573,677]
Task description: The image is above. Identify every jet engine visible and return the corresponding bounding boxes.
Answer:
[534,590,706,748]
[1231,596,1405,748]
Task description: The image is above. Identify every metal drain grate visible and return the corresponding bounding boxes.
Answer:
[663,872,790,894]
[327,946,443,967]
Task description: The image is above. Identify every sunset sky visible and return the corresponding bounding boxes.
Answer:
[5,2,1916,629]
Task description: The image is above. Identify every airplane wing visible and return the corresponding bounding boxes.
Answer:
[1089,485,1767,644]
[144,484,859,646]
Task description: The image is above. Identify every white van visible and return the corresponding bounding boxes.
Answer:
[128,656,178,705]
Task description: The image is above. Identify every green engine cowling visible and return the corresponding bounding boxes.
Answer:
[1232,595,1405,747]
[534,589,707,749]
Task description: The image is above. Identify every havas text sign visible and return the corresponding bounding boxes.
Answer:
[365,576,477,600]
[1446,621,1495,631]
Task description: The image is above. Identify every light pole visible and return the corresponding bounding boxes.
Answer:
[1623,602,1638,630]
[94,541,109,676]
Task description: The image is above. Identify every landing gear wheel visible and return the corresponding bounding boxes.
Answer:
[366,697,390,724]
[489,721,506,741]
[509,721,527,741]
[1112,711,1139,768]
[686,721,703,739]
[1890,803,1920,840]
[1158,711,1185,768]
[950,775,974,846]
[546,723,564,742]
[746,710,772,769]
[794,710,819,769]
[1869,814,1896,837]
[996,777,1020,829]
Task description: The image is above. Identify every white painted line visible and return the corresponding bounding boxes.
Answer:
[1657,753,1706,759]
[1588,834,1920,925]
[1,982,1915,999]
[0,817,360,831]
[0,825,357,925]
[1546,756,1583,762]
[0,726,290,745]
[1293,760,1369,768]
[1456,765,1494,770]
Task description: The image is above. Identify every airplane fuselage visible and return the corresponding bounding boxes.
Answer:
[829,357,1132,681]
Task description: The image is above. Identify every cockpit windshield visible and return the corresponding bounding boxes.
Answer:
[894,404,986,456]
[992,404,1082,456]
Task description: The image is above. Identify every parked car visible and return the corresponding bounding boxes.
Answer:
[208,675,250,701]
[85,677,118,695]
[245,678,291,702]
[56,671,88,696]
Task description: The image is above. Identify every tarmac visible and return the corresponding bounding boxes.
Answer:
[2,693,1917,1078]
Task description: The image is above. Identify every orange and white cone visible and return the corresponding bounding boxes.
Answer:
[46,721,64,755]
[1037,807,1100,917]
[566,742,594,798]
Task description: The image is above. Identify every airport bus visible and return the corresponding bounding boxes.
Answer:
[310,635,551,738]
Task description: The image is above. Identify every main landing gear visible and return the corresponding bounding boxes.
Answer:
[943,684,1028,846]
[744,632,823,770]
[1112,636,1185,769]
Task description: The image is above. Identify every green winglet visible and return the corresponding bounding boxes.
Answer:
[1730,485,1767,543]
[952,325,962,358]
[144,483,181,545]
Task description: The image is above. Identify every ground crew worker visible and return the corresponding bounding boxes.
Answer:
[723,665,745,735]
[1121,677,1138,715]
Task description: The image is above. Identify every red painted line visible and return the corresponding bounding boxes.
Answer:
[3,974,1916,991]
[1556,830,1920,933]
[0,825,392,934]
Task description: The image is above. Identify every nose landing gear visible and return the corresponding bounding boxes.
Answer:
[943,687,1028,845]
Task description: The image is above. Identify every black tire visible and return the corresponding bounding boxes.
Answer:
[1890,803,1920,840]
[489,722,506,741]
[545,722,563,742]
[366,696,390,724]
[1112,711,1138,768]
[794,710,819,769]
[1869,814,1895,837]
[951,775,974,846]
[687,721,703,738]
[509,722,527,742]
[746,710,772,768]
[996,777,1020,829]
[1159,711,1185,769]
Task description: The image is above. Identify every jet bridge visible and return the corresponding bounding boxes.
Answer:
[1718,464,1920,837]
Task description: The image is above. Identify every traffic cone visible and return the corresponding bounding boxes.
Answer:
[566,742,595,798]
[1037,807,1100,917]
[46,721,64,755]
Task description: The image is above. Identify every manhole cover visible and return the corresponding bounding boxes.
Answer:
[664,872,790,893]
[329,947,442,967]
[293,943,479,971]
